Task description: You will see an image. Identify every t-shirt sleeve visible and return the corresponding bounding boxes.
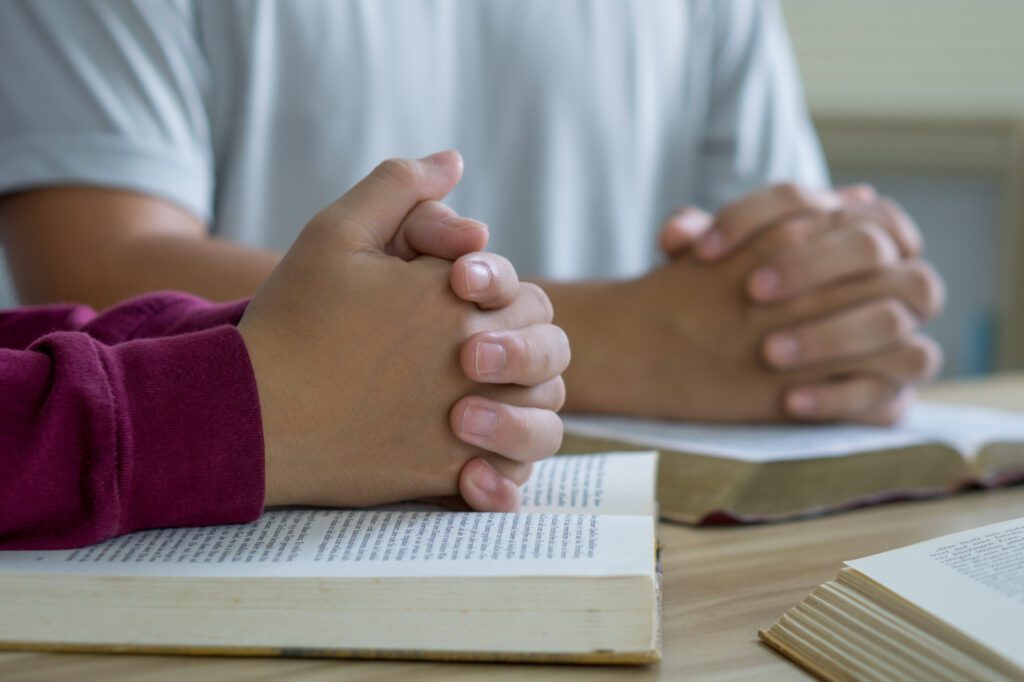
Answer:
[697,0,830,211]
[0,0,214,222]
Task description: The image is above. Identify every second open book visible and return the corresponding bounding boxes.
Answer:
[562,401,1024,523]
[0,452,660,665]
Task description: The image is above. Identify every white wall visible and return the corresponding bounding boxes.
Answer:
[783,0,1024,119]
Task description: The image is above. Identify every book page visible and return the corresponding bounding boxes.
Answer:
[563,402,1024,463]
[847,517,1024,668]
[519,452,656,516]
[0,510,654,580]
[903,402,1024,456]
[374,452,657,516]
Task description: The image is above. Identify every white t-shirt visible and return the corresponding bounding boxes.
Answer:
[0,0,826,281]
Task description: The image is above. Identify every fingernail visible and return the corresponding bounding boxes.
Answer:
[421,149,458,166]
[475,341,506,376]
[465,261,491,297]
[676,212,704,234]
[852,183,876,200]
[766,333,800,367]
[461,405,498,437]
[443,215,487,231]
[697,231,725,259]
[788,390,819,417]
[470,461,500,494]
[750,267,780,300]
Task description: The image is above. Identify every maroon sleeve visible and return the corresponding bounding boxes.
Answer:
[82,293,251,343]
[0,292,250,350]
[0,309,264,550]
[0,304,98,350]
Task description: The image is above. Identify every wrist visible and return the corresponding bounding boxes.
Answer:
[535,279,640,413]
[237,315,297,508]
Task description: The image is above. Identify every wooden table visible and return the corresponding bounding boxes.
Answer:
[5,375,1024,681]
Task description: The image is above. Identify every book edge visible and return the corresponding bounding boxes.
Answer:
[0,640,661,666]
[758,627,841,681]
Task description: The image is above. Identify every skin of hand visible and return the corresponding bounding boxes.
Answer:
[237,152,570,510]
[643,183,945,424]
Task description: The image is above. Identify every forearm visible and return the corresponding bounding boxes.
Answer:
[1,187,282,310]
[14,233,279,311]
[0,326,265,550]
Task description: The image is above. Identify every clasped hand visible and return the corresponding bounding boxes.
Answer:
[239,151,570,512]
[649,183,944,423]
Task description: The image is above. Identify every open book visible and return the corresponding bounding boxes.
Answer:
[561,402,1024,524]
[760,517,1024,680]
[0,452,660,665]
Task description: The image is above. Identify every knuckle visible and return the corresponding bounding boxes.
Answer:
[508,462,534,486]
[906,344,931,377]
[772,182,807,207]
[876,197,902,225]
[854,183,877,197]
[861,376,894,404]
[907,336,943,378]
[372,157,420,191]
[773,220,807,249]
[752,218,811,258]
[509,407,537,447]
[555,326,572,372]
[509,408,561,459]
[877,196,905,224]
[856,224,897,267]
[513,332,548,376]
[877,298,913,338]
[547,413,565,454]
[521,282,554,323]
[905,261,945,318]
[302,209,343,245]
[905,261,932,294]
[549,377,567,412]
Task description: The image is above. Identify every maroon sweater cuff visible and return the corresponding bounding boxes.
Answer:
[105,324,265,534]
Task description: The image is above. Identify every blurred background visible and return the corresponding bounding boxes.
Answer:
[784,0,1024,377]
[1,0,1020,380]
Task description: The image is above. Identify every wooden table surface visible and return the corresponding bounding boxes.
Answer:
[5,374,1024,682]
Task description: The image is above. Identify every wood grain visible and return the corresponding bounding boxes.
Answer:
[5,375,1024,681]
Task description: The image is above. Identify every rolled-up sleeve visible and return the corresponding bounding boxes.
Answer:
[0,0,214,221]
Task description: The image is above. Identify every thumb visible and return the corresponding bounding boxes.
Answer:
[658,206,712,257]
[319,150,465,252]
